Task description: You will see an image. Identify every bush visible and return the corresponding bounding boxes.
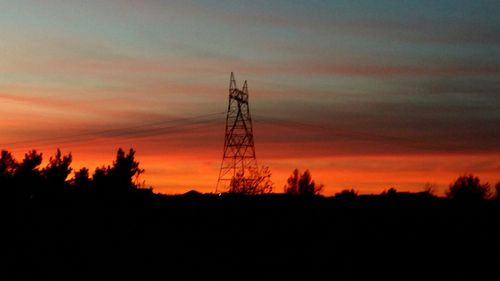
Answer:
[284,169,323,196]
[228,166,273,195]
[446,175,491,201]
[335,189,358,199]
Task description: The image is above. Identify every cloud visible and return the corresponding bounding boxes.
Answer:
[1,0,498,195]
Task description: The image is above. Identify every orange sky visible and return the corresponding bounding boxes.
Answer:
[3,114,499,196]
[1,1,499,195]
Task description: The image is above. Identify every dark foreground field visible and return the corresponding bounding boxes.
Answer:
[12,191,500,280]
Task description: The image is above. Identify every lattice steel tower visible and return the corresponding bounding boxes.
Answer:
[216,72,258,192]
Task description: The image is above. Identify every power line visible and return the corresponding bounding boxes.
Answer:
[1,112,225,150]
[0,110,479,154]
[252,114,478,153]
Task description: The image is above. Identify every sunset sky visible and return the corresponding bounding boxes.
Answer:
[1,0,499,195]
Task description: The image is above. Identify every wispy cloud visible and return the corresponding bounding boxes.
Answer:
[0,0,498,194]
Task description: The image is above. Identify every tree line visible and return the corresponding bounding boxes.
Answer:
[1,148,146,199]
[2,148,499,201]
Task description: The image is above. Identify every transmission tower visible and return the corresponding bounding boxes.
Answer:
[216,72,258,192]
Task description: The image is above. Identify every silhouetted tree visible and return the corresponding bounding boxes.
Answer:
[42,149,72,190]
[14,150,43,186]
[73,167,91,190]
[335,188,358,199]
[446,175,491,201]
[91,148,144,193]
[284,169,323,196]
[109,148,144,189]
[422,182,437,196]
[228,166,273,195]
[0,150,17,184]
[284,169,300,195]
[92,166,110,190]
[382,187,398,196]
[495,182,500,201]
[15,150,42,176]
